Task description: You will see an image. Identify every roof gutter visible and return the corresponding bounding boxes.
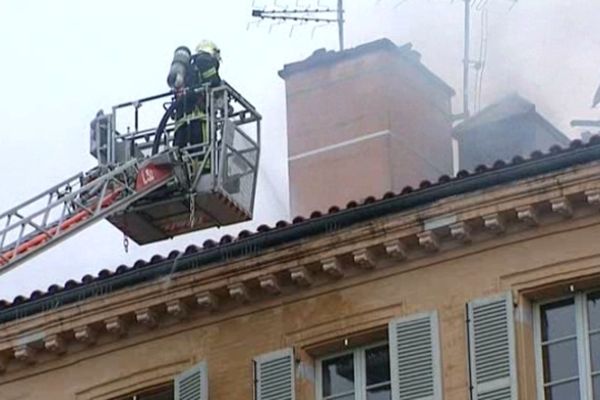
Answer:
[2,143,600,324]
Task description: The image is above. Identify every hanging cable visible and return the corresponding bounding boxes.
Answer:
[151,101,177,155]
[476,8,488,112]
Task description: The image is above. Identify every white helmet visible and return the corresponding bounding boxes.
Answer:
[196,40,221,63]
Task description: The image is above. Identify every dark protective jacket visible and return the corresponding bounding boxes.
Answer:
[190,51,221,88]
[175,51,221,119]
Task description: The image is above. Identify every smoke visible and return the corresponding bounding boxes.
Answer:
[473,1,600,135]
[364,1,600,136]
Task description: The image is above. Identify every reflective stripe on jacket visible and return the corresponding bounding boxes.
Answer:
[174,107,205,132]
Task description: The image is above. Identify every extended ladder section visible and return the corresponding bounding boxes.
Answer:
[0,82,261,276]
[0,153,177,275]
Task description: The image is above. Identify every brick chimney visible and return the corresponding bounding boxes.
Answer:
[279,39,455,217]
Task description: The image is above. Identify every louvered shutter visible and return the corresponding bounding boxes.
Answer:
[175,361,208,400]
[388,311,442,400]
[254,348,295,400]
[467,293,517,400]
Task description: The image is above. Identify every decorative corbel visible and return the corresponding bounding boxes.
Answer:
[14,345,36,364]
[166,299,189,319]
[135,308,158,328]
[105,316,127,336]
[321,257,343,278]
[483,213,506,234]
[74,325,97,344]
[259,274,282,295]
[417,230,439,252]
[44,334,67,354]
[352,248,376,269]
[550,197,573,218]
[290,267,313,287]
[383,239,407,260]
[450,221,472,244]
[196,291,219,311]
[516,205,539,226]
[228,282,250,303]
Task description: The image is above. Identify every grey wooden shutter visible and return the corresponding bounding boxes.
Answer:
[389,311,442,400]
[254,348,295,400]
[467,293,517,400]
[175,361,208,400]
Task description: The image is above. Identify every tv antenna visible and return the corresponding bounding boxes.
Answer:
[464,0,519,117]
[251,1,345,51]
[570,81,600,137]
[391,0,518,119]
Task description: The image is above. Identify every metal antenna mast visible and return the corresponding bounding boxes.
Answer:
[391,0,507,120]
[462,0,517,118]
[463,0,471,118]
[252,1,345,51]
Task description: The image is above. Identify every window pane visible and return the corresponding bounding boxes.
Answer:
[541,299,576,341]
[141,387,173,400]
[593,375,600,400]
[590,333,600,372]
[542,339,579,383]
[327,394,355,400]
[589,292,600,331]
[544,380,580,400]
[367,384,391,400]
[366,345,390,386]
[113,386,173,400]
[322,353,355,397]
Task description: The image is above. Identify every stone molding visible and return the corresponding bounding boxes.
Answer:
[1,162,600,372]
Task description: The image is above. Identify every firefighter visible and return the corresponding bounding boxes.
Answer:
[89,109,108,163]
[168,41,222,153]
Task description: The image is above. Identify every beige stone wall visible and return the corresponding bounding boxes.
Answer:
[3,163,600,399]
[2,216,600,399]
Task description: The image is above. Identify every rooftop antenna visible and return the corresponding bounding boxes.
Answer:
[465,0,519,118]
[391,0,518,119]
[463,0,472,118]
[252,0,345,51]
[472,1,489,113]
[570,81,600,137]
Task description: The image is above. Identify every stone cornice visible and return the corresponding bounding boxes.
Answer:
[1,161,600,374]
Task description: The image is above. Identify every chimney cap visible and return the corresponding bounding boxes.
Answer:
[278,38,455,96]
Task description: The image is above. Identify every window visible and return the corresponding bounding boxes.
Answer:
[106,361,206,400]
[468,293,516,400]
[112,384,174,400]
[317,344,391,400]
[535,291,600,400]
[254,348,295,400]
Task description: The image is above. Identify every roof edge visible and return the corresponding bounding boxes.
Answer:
[531,112,571,146]
[3,141,600,324]
[453,93,535,134]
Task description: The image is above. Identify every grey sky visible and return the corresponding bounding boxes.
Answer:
[0,0,598,300]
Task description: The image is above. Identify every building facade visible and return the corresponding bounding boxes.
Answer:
[2,136,600,399]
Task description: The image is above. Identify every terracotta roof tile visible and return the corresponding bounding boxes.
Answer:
[275,220,290,228]
[3,135,600,315]
[114,266,129,274]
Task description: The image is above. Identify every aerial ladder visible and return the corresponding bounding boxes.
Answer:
[0,82,261,276]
